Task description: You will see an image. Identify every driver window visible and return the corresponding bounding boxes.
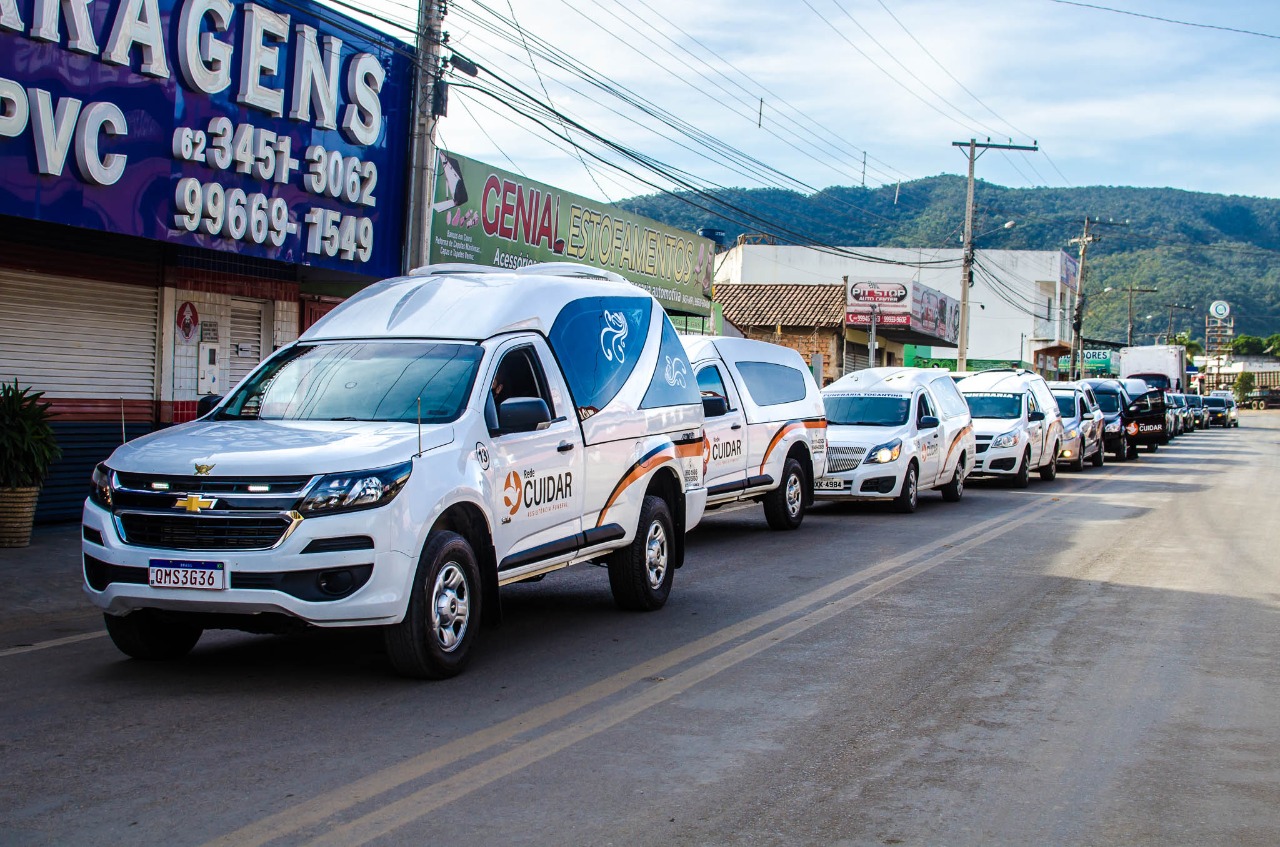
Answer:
[1027,393,1039,415]
[696,364,734,413]
[1078,398,1088,418]
[916,392,935,422]
[487,346,553,432]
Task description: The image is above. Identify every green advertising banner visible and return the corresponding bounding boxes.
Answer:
[1057,350,1118,373]
[431,151,715,316]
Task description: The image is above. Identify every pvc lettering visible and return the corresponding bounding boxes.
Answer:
[0,83,128,185]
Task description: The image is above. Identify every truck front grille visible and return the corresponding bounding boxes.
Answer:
[826,446,868,473]
[118,514,294,551]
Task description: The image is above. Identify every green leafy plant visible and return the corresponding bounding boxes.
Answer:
[0,380,61,488]
[1234,371,1256,404]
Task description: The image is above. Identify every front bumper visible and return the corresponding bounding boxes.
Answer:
[81,500,416,626]
[813,459,905,501]
[971,441,1023,477]
[1057,432,1086,464]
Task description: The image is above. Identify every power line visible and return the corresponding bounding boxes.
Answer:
[1048,1,1280,40]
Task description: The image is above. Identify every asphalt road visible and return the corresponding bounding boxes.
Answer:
[1,413,1277,846]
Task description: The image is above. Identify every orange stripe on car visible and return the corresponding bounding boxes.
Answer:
[596,443,679,527]
[758,418,826,475]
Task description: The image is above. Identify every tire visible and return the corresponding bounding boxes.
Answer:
[893,461,919,514]
[1070,441,1086,473]
[1090,440,1105,468]
[1039,443,1059,481]
[1146,442,1158,453]
[385,530,482,679]
[1112,434,1128,461]
[763,457,806,531]
[608,495,674,611]
[103,610,202,661]
[940,456,965,503]
[1013,449,1031,488]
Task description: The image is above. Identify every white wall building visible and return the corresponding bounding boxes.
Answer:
[716,245,1079,376]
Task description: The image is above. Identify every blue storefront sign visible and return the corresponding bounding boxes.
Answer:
[0,0,412,278]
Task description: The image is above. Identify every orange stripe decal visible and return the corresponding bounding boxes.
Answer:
[758,418,824,475]
[596,443,679,527]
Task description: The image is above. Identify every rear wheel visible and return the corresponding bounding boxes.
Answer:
[940,455,966,503]
[893,462,919,513]
[103,610,202,661]
[385,530,481,679]
[1146,442,1158,453]
[1013,449,1031,488]
[608,495,674,611]
[1039,444,1059,481]
[763,458,806,531]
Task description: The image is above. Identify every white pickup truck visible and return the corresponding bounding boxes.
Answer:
[82,263,707,678]
[682,336,827,530]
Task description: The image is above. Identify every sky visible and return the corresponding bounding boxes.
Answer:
[351,0,1280,204]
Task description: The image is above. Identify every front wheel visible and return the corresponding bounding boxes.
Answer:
[893,462,919,514]
[1039,444,1059,481]
[1146,442,1158,453]
[1090,440,1105,467]
[104,610,202,661]
[608,495,674,611]
[385,530,482,679]
[1070,442,1086,473]
[940,457,965,503]
[763,457,807,531]
[1013,448,1031,488]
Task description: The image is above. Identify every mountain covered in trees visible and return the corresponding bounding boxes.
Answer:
[619,176,1280,344]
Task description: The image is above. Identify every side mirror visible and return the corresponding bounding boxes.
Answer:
[196,394,223,418]
[1028,410,1046,422]
[701,395,729,418]
[918,415,939,429]
[497,397,552,434]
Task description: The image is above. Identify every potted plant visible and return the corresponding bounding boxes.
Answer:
[0,380,61,547]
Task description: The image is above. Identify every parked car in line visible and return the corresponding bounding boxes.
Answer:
[682,335,828,530]
[1048,381,1105,471]
[83,263,710,678]
[958,369,1064,487]
[1162,392,1182,438]
[1204,395,1230,427]
[1181,393,1208,430]
[817,367,975,512]
[1082,378,1137,461]
[1121,378,1170,452]
[1225,397,1240,427]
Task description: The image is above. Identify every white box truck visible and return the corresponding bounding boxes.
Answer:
[1119,345,1188,393]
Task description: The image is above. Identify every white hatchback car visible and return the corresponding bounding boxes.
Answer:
[817,368,975,512]
[958,369,1064,487]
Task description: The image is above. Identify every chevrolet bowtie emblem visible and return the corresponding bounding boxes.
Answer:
[194,463,215,475]
[175,495,217,513]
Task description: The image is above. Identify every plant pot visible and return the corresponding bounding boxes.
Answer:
[0,487,41,548]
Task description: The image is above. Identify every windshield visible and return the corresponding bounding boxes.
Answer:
[963,392,1022,419]
[1094,391,1120,413]
[823,394,910,426]
[218,342,484,423]
[1054,395,1076,418]
[1204,397,1226,408]
[1131,373,1171,390]
[1186,396,1202,408]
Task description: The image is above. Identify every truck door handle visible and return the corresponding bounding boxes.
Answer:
[731,424,742,431]
[557,441,575,453]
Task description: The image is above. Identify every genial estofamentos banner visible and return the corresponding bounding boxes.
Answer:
[431,151,715,316]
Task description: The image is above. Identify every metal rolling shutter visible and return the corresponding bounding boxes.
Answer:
[0,270,158,399]
[229,299,266,387]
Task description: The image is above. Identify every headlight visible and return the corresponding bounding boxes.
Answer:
[89,463,114,509]
[298,461,413,516]
[991,430,1019,449]
[863,438,902,464]
[1105,421,1120,433]
[1064,427,1079,440]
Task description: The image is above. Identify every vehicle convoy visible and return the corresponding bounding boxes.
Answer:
[1048,381,1105,471]
[1119,344,1188,393]
[816,367,975,512]
[957,369,1064,487]
[682,336,827,530]
[82,263,709,678]
[1183,393,1208,429]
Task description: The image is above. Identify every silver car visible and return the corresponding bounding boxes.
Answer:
[1049,382,1106,471]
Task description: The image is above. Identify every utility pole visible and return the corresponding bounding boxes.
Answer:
[868,304,879,367]
[1119,283,1159,345]
[953,139,1038,372]
[1165,303,1193,343]
[406,0,445,271]
[1068,218,1127,379]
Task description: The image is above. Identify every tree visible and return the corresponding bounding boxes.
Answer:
[1265,333,1280,357]
[1234,371,1256,403]
[1231,335,1266,355]
[1174,331,1203,359]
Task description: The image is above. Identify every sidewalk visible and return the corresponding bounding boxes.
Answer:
[0,522,98,637]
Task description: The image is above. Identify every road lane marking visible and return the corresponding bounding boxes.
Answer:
[206,480,1097,847]
[0,630,106,658]
[305,499,1061,847]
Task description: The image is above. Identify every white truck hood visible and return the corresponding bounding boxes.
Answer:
[827,423,908,448]
[971,418,1021,437]
[105,419,454,476]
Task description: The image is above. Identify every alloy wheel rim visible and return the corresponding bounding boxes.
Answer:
[430,562,470,653]
[785,472,802,516]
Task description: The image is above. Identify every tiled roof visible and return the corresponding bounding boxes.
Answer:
[716,284,846,328]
